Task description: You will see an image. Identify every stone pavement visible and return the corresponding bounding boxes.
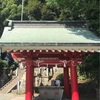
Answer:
[0,92,97,100]
[10,94,25,100]
[0,93,69,100]
[0,93,42,100]
[10,94,40,100]
[0,93,13,100]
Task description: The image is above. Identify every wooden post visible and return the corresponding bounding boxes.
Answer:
[70,61,79,100]
[64,67,71,98]
[25,60,33,100]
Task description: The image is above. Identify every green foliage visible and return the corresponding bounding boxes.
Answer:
[9,4,18,19]
[0,52,18,77]
[0,59,8,68]
[79,53,99,83]
[0,0,28,25]
[0,59,8,76]
[28,0,42,20]
[0,0,99,35]
[0,7,3,36]
[55,0,99,35]
[83,1,99,36]
[46,0,58,6]
[41,5,58,20]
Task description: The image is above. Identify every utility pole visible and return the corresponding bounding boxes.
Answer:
[21,0,24,21]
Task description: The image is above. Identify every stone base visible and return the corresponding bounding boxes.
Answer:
[38,86,64,100]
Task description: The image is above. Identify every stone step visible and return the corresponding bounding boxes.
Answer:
[0,69,25,93]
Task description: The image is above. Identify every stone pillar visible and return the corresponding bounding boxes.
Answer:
[64,67,71,98]
[25,60,33,100]
[70,62,79,100]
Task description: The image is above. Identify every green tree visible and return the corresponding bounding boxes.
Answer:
[0,0,99,36]
[46,0,58,6]
[0,1,3,36]
[0,59,8,77]
[0,0,28,24]
[0,52,18,78]
[55,0,99,36]
[79,53,99,84]
[41,5,59,20]
[28,0,42,20]
[42,0,60,20]
[84,1,99,36]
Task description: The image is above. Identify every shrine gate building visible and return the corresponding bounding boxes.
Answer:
[0,21,100,100]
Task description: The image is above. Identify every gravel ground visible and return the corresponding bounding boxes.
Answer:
[0,93,13,100]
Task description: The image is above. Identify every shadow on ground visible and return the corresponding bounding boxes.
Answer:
[79,80,98,100]
[34,80,98,100]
